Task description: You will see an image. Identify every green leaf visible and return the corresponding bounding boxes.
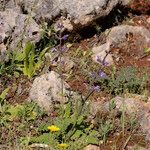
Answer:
[39,46,50,59]
[86,135,99,145]
[28,51,35,78]
[38,123,50,132]
[64,102,71,119]
[24,41,34,57]
[77,115,84,125]
[0,87,10,100]
[30,133,53,144]
[144,47,150,53]
[7,104,24,119]
[71,130,83,140]
[23,42,35,78]
[90,130,99,136]
[14,50,25,61]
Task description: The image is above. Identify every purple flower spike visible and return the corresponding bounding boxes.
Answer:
[104,61,109,66]
[57,23,64,30]
[98,70,107,77]
[62,34,69,40]
[51,47,57,52]
[96,55,101,62]
[61,45,68,52]
[89,72,96,78]
[103,59,109,66]
[93,85,100,92]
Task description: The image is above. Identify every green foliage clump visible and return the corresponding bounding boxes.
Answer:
[27,100,100,149]
[89,66,149,95]
[0,41,49,78]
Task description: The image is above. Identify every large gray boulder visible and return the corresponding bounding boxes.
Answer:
[4,0,129,28]
[24,0,129,26]
[0,0,21,12]
[29,71,73,112]
[0,9,41,61]
[92,25,150,65]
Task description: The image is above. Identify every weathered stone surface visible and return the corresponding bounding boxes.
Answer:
[107,25,150,47]
[19,0,129,28]
[0,43,7,62]
[0,0,21,12]
[89,95,150,141]
[84,144,100,150]
[59,56,74,72]
[92,43,114,66]
[0,9,41,61]
[147,17,150,24]
[29,71,71,112]
[92,25,150,64]
[127,145,148,150]
[104,95,150,141]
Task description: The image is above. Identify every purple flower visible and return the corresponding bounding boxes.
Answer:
[57,23,64,30]
[62,34,69,40]
[51,47,57,52]
[102,59,109,66]
[96,55,101,62]
[60,45,68,52]
[97,55,109,66]
[89,72,96,78]
[93,85,100,92]
[60,60,65,65]
[98,70,107,77]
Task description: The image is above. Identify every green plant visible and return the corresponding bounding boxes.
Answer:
[16,41,50,78]
[99,120,113,142]
[0,41,50,78]
[25,94,99,149]
[144,47,150,53]
[94,66,148,95]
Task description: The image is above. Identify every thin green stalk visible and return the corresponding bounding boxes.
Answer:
[121,99,125,137]
[66,90,95,140]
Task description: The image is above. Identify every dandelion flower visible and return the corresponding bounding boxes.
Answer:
[47,125,60,132]
[32,111,37,117]
[58,143,68,148]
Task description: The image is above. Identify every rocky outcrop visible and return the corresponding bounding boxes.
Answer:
[28,71,79,112]
[84,144,100,150]
[104,95,150,141]
[92,25,150,65]
[0,9,41,61]
[1,0,129,28]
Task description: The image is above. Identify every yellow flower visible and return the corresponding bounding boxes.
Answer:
[32,111,37,117]
[58,143,68,148]
[47,125,60,132]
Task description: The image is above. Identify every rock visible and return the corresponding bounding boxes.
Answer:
[128,0,150,14]
[93,25,150,64]
[0,9,41,61]
[90,101,103,116]
[0,0,130,30]
[84,144,100,150]
[55,16,73,31]
[0,0,21,12]
[29,71,72,112]
[147,17,150,24]
[92,43,114,66]
[0,43,8,62]
[127,145,148,150]
[60,56,74,72]
[20,0,129,28]
[45,51,74,72]
[104,95,150,141]
[107,25,150,47]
